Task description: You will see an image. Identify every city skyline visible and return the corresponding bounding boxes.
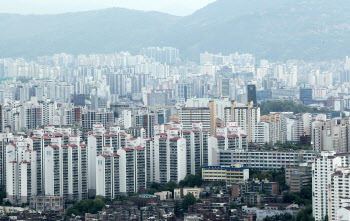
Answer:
[2,1,350,220]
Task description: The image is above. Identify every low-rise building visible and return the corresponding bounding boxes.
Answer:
[30,196,64,213]
[231,180,279,197]
[202,165,249,185]
[285,164,311,192]
[154,191,173,201]
[211,150,318,171]
[174,187,204,200]
[289,171,311,192]
[129,194,159,208]
[243,192,262,205]
[242,204,300,221]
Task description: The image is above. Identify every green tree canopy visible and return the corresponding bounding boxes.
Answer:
[163,181,178,194]
[250,169,289,192]
[295,206,315,221]
[179,174,202,188]
[283,184,312,206]
[182,193,196,212]
[260,100,336,116]
[66,196,106,217]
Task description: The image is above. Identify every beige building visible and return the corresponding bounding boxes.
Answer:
[174,187,204,199]
[154,191,173,201]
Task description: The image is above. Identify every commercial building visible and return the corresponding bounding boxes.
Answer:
[300,87,313,105]
[247,85,257,107]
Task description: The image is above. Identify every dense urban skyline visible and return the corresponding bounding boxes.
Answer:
[2,1,350,220]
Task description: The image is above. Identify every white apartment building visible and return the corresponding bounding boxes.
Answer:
[5,141,37,204]
[329,167,350,221]
[208,123,248,153]
[153,134,186,184]
[181,122,209,175]
[179,107,211,132]
[312,151,350,221]
[119,110,132,129]
[135,146,146,192]
[143,138,154,187]
[312,119,350,153]
[117,148,135,194]
[96,155,113,199]
[224,103,261,143]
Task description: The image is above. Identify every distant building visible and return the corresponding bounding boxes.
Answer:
[140,47,180,65]
[257,90,272,102]
[71,94,86,107]
[175,81,194,104]
[247,85,257,107]
[300,87,313,105]
[0,105,3,133]
[146,89,173,107]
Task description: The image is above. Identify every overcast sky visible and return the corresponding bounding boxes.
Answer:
[0,0,216,16]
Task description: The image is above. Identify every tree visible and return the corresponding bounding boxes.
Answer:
[150,182,162,190]
[259,100,339,116]
[163,181,178,194]
[148,188,158,195]
[295,206,314,221]
[282,184,312,206]
[182,193,196,212]
[66,196,107,217]
[179,174,202,188]
[230,202,239,209]
[0,186,6,204]
[174,200,182,217]
[250,169,289,192]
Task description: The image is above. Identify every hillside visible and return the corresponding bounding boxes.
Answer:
[1,0,350,60]
[0,8,179,58]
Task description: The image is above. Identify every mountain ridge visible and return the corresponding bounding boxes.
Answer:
[1,0,350,60]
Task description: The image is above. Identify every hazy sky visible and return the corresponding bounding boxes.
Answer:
[0,0,216,16]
